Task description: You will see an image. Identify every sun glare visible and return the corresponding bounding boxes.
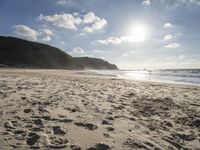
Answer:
[129,24,148,42]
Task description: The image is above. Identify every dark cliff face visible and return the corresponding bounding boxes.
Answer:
[0,36,82,69]
[0,36,118,70]
[74,57,118,70]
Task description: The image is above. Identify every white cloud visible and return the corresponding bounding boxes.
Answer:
[100,56,105,60]
[79,32,86,36]
[154,0,200,9]
[38,13,81,30]
[41,28,54,36]
[94,49,103,53]
[13,25,54,42]
[164,42,182,49]
[190,0,200,5]
[41,36,51,41]
[72,47,85,54]
[56,0,77,7]
[60,41,65,45]
[37,28,54,42]
[178,0,200,5]
[82,12,107,33]
[38,12,107,33]
[164,34,174,41]
[94,34,146,45]
[166,55,186,62]
[164,22,174,28]
[56,0,67,5]
[83,12,97,24]
[69,47,94,57]
[131,51,136,54]
[122,53,129,57]
[179,55,186,59]
[12,25,39,41]
[95,37,122,45]
[142,0,151,6]
[83,18,107,33]
[121,35,146,42]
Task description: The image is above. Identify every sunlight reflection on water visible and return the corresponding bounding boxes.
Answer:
[90,69,200,86]
[122,72,150,80]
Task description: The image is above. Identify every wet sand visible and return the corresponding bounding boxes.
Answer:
[0,69,200,150]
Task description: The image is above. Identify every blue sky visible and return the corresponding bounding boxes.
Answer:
[0,0,200,69]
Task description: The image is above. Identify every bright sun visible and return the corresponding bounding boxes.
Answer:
[129,24,148,42]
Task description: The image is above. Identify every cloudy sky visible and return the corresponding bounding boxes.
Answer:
[1,0,200,69]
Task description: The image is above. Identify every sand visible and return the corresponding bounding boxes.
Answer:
[0,69,200,150]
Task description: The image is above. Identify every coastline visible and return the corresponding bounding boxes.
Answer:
[78,69,200,87]
[0,69,200,149]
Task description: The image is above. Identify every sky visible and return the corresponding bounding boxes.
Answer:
[0,0,200,69]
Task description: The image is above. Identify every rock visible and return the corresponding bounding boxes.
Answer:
[31,115,52,121]
[4,137,12,141]
[58,118,74,123]
[15,135,25,140]
[106,127,115,131]
[33,119,43,126]
[26,132,40,146]
[58,115,65,118]
[52,126,66,135]
[191,119,200,128]
[130,117,136,121]
[164,121,173,127]
[48,145,67,149]
[24,108,32,113]
[65,106,80,113]
[74,122,98,130]
[87,143,111,150]
[14,130,26,135]
[70,144,82,150]
[173,133,196,141]
[11,120,18,125]
[50,136,68,144]
[162,137,187,150]
[2,131,9,135]
[21,97,27,100]
[102,120,113,125]
[71,106,80,113]
[123,138,150,149]
[38,107,49,113]
[4,121,15,129]
[103,133,110,138]
[48,136,68,149]
[113,105,125,110]
[9,145,20,148]
[31,127,43,132]
[106,116,114,121]
[14,116,21,120]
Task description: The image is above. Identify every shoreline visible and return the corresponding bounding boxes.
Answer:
[1,68,199,87]
[0,69,200,149]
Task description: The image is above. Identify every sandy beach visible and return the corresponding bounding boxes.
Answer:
[0,69,200,150]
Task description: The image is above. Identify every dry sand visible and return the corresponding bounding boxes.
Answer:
[0,69,200,150]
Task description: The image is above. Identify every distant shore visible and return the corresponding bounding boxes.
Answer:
[0,69,200,149]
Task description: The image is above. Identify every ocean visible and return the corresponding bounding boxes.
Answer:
[90,69,200,86]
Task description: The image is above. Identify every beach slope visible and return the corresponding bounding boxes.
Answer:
[0,69,200,150]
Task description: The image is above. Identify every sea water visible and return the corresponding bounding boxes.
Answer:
[90,69,200,86]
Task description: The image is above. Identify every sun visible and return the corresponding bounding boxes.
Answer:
[129,24,148,42]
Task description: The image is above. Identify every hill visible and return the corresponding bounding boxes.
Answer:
[0,36,118,70]
[74,57,118,70]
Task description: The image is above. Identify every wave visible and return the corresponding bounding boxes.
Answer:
[90,69,200,86]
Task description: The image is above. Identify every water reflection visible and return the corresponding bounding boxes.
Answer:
[122,72,149,80]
